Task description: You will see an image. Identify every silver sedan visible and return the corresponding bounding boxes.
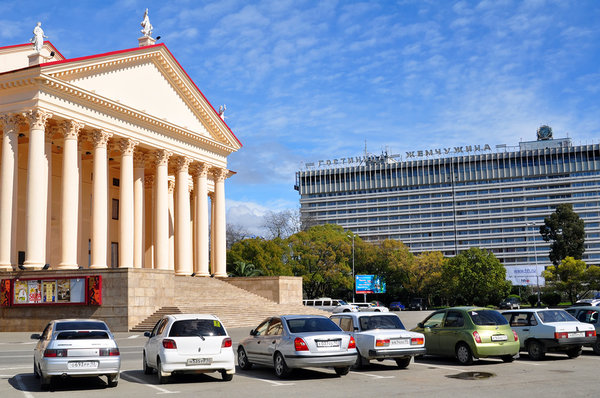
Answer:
[237,315,357,378]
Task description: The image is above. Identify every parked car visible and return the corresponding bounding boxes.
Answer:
[412,307,519,365]
[330,312,425,368]
[575,298,600,306]
[237,315,357,378]
[143,314,235,383]
[408,298,427,311]
[389,301,406,311]
[303,298,359,313]
[31,319,120,390]
[564,306,600,354]
[502,308,596,360]
[499,297,521,309]
[350,302,390,312]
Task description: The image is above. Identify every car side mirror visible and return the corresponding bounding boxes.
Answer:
[250,329,257,336]
[143,331,151,338]
[417,322,424,329]
[30,333,41,340]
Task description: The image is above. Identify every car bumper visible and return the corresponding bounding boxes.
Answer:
[41,357,120,377]
[284,352,357,369]
[473,341,520,358]
[161,349,235,374]
[368,347,426,358]
[540,337,596,351]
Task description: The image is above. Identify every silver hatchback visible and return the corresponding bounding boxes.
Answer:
[237,315,357,378]
[31,319,120,390]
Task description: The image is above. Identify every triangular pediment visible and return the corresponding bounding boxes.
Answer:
[40,45,241,150]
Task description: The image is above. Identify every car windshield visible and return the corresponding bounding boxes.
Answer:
[169,319,226,337]
[56,331,110,340]
[359,315,405,331]
[468,310,508,326]
[286,317,340,333]
[537,310,577,323]
[55,321,108,331]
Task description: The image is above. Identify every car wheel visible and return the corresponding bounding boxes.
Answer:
[501,355,514,363]
[220,370,233,381]
[354,349,369,368]
[273,352,291,379]
[143,352,153,375]
[334,366,350,376]
[107,374,119,387]
[237,347,253,370]
[566,347,582,358]
[343,309,350,312]
[593,338,600,355]
[455,343,473,365]
[157,358,169,384]
[395,357,411,369]
[527,340,545,361]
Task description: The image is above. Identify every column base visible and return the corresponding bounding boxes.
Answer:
[0,263,14,271]
[175,271,193,276]
[22,261,44,270]
[56,263,79,270]
[213,273,228,278]
[89,264,108,269]
[193,272,210,277]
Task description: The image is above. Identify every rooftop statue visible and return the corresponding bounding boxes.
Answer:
[30,22,47,53]
[218,105,226,120]
[140,8,153,37]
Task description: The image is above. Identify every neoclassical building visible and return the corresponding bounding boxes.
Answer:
[0,38,242,277]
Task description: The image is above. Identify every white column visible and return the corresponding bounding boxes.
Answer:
[154,149,171,270]
[133,151,145,268]
[174,157,192,276]
[0,114,21,270]
[45,130,53,267]
[57,120,83,269]
[144,175,154,269]
[209,192,215,275]
[213,168,228,277]
[90,129,112,269]
[23,109,52,270]
[168,178,175,270]
[118,138,138,268]
[192,163,210,276]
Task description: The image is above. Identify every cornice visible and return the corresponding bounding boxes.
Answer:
[36,74,235,154]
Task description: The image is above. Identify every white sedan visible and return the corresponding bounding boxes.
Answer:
[330,312,425,368]
[143,314,235,383]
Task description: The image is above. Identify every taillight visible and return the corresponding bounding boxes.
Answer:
[294,337,309,351]
[99,348,120,356]
[554,332,568,339]
[221,337,232,348]
[586,330,596,337]
[348,336,356,349]
[411,337,424,345]
[473,331,482,344]
[512,330,519,342]
[375,338,390,347]
[162,339,177,349]
[44,349,68,357]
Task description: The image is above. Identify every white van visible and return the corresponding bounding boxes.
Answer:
[303,298,358,313]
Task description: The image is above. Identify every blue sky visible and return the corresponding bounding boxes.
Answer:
[2,0,599,236]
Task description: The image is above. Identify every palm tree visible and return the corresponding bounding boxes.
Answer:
[228,261,263,277]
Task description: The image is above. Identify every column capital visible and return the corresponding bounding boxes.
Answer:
[133,151,146,168]
[118,138,139,156]
[168,178,176,194]
[174,156,192,173]
[212,167,228,182]
[90,129,113,148]
[24,109,52,130]
[144,175,155,188]
[59,120,85,140]
[190,162,210,177]
[0,113,24,132]
[154,149,172,166]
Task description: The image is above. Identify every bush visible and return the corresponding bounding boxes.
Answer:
[527,294,538,307]
[541,292,562,307]
[508,294,521,300]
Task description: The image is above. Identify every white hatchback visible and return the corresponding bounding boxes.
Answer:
[143,314,235,383]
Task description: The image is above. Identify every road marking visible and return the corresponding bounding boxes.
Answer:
[14,374,34,398]
[120,373,179,394]
[128,335,140,339]
[252,378,295,386]
[350,371,394,379]
[0,366,31,371]
[413,362,465,372]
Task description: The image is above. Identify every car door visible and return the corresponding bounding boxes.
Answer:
[437,310,465,356]
[245,318,271,365]
[34,322,53,369]
[146,318,168,367]
[506,312,534,348]
[420,311,446,354]
[264,318,284,361]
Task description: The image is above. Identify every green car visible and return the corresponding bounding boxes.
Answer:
[412,307,520,365]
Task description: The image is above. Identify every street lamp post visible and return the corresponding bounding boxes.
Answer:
[527,222,541,306]
[351,233,355,303]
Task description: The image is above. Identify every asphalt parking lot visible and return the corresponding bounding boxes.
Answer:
[1,311,598,397]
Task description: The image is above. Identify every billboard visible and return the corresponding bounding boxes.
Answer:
[505,266,545,287]
[355,275,386,294]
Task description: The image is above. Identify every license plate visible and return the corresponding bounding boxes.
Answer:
[568,332,585,338]
[186,358,212,365]
[390,339,410,346]
[316,340,340,348]
[491,335,507,341]
[67,361,98,369]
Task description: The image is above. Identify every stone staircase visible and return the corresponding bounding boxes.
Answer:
[130,277,327,332]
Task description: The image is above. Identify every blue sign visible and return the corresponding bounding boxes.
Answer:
[355,275,386,294]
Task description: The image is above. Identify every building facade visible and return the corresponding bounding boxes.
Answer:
[296,133,600,279]
[0,39,241,276]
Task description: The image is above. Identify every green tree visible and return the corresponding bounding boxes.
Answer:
[540,203,585,265]
[441,247,510,306]
[228,260,263,277]
[542,256,587,304]
[404,251,445,306]
[368,240,413,300]
[227,237,292,276]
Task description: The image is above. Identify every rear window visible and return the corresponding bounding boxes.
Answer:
[55,321,109,331]
[360,315,405,331]
[537,310,577,323]
[56,331,110,340]
[468,310,508,326]
[286,317,341,333]
[168,319,226,337]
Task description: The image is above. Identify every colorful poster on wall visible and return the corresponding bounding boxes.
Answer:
[70,278,85,303]
[0,279,10,307]
[57,279,70,302]
[42,280,56,303]
[14,281,28,304]
[88,276,101,305]
[27,281,42,304]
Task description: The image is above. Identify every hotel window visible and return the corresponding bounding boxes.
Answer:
[112,199,119,220]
